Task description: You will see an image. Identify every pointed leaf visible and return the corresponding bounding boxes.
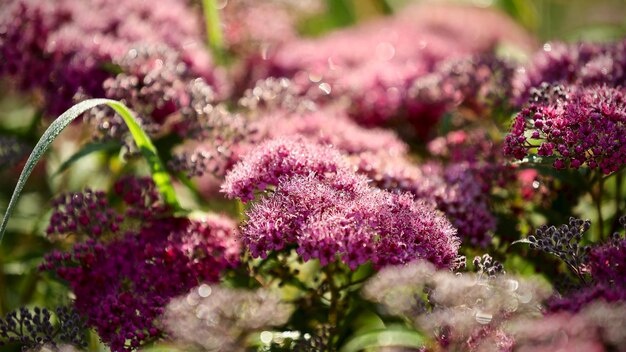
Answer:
[52,141,120,177]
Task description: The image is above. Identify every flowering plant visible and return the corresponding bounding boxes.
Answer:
[1,1,626,351]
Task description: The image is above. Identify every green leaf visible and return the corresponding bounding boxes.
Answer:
[0,98,180,244]
[340,327,425,352]
[52,141,120,177]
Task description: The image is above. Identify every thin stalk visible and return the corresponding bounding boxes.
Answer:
[201,0,226,65]
[323,264,340,351]
[616,169,623,215]
[595,175,605,241]
[610,170,624,234]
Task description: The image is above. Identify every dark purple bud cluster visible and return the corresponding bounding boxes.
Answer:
[527,217,591,277]
[532,216,626,313]
[472,254,505,279]
[39,176,241,352]
[47,189,122,237]
[588,223,626,288]
[0,306,86,350]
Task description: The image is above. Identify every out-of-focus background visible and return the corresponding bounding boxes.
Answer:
[300,0,626,41]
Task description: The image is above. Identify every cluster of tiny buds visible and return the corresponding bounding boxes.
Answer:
[0,306,86,350]
[168,150,217,178]
[113,176,169,218]
[528,218,591,257]
[527,82,568,105]
[472,254,505,279]
[47,190,123,237]
[453,255,467,271]
[527,217,591,281]
[610,216,626,243]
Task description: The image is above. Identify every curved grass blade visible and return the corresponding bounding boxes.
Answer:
[0,98,180,244]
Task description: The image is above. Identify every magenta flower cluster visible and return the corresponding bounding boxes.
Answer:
[224,137,459,269]
[222,136,346,202]
[504,85,626,174]
[354,152,496,246]
[255,107,409,157]
[0,0,217,117]
[411,54,516,117]
[40,178,240,352]
[47,189,122,237]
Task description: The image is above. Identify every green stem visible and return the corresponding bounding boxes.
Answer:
[616,170,623,215]
[610,170,624,234]
[201,0,226,65]
[596,175,605,241]
[323,264,340,351]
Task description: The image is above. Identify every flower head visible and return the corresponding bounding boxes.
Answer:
[221,136,347,201]
[43,215,240,352]
[354,153,496,246]
[504,84,626,174]
[226,137,460,269]
[0,0,218,116]
[41,178,240,352]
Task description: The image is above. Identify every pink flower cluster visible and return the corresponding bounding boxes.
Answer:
[410,54,516,117]
[222,136,347,201]
[354,153,496,246]
[428,129,515,190]
[40,178,240,352]
[504,85,626,174]
[252,2,534,138]
[255,107,409,157]
[224,137,459,269]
